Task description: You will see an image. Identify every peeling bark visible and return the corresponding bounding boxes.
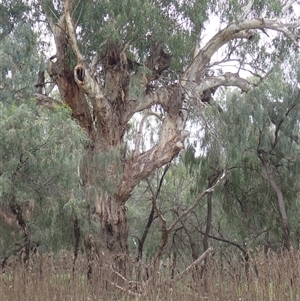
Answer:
[46,16,95,142]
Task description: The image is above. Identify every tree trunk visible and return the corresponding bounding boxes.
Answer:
[100,195,129,271]
[72,216,80,274]
[259,151,291,250]
[137,205,155,261]
[42,4,188,274]
[201,172,218,286]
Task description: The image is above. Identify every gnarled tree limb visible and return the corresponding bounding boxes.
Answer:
[183,18,300,85]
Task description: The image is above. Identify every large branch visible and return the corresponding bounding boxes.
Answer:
[63,0,108,135]
[123,86,175,126]
[183,18,300,84]
[122,126,189,196]
[189,72,253,102]
[64,0,104,103]
[46,14,95,140]
[119,105,189,200]
[64,0,83,62]
[133,111,162,157]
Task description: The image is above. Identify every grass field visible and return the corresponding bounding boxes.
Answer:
[1,249,300,301]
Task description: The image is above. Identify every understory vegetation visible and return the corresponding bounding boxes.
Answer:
[2,249,300,301]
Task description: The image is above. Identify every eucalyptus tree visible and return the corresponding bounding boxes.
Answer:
[19,0,300,267]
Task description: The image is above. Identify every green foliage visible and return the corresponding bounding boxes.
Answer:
[0,102,88,255]
[209,59,300,248]
[0,22,40,103]
[0,0,29,39]
[45,0,211,70]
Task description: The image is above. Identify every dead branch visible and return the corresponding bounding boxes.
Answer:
[109,281,142,298]
[171,247,213,283]
[167,170,226,233]
[146,170,224,279]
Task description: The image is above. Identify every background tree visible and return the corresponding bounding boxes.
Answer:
[219,60,300,251]
[127,58,300,271]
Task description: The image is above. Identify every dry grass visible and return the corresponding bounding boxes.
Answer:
[1,249,300,301]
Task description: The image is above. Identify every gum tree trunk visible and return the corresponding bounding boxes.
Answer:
[43,7,187,270]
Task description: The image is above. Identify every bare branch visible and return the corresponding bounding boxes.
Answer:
[109,281,141,298]
[133,111,163,157]
[182,18,300,85]
[193,73,253,99]
[64,0,83,63]
[167,170,225,234]
[171,247,213,283]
